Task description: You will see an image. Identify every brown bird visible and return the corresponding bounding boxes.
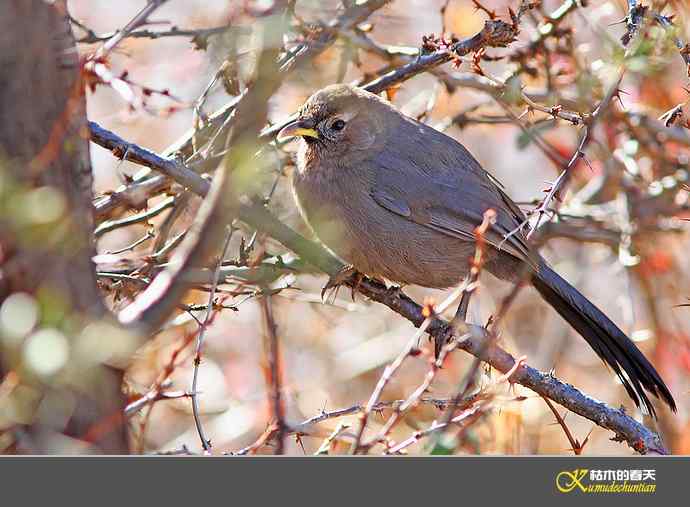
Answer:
[277,84,676,417]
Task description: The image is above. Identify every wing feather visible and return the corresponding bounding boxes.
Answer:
[368,116,538,269]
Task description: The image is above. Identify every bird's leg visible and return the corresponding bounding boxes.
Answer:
[453,273,475,325]
[434,277,472,360]
[455,290,471,323]
[433,331,448,361]
[321,265,363,302]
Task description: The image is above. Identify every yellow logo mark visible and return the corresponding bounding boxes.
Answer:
[556,469,589,493]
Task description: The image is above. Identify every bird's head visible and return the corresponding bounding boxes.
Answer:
[277,84,389,161]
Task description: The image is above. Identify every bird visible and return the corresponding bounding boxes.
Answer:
[277,83,676,417]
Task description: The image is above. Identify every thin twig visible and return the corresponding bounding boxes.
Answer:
[386,401,487,454]
[349,280,469,454]
[117,7,289,335]
[95,0,171,58]
[89,123,668,454]
[190,226,234,453]
[260,292,286,454]
[348,315,433,454]
[77,24,249,45]
[104,229,155,255]
[95,196,175,237]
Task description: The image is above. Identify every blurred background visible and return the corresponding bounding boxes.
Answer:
[2,0,689,454]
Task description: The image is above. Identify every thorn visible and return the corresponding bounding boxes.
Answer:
[608,17,628,27]
[614,88,628,109]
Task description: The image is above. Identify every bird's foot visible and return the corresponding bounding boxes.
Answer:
[433,328,453,362]
[433,319,469,362]
[321,265,363,302]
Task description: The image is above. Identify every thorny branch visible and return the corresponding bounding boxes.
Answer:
[541,395,592,455]
[190,226,234,453]
[75,22,250,48]
[260,292,287,454]
[227,395,492,456]
[94,0,170,58]
[84,0,690,455]
[89,124,668,453]
[353,211,498,454]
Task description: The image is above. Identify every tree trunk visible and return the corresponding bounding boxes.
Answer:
[0,0,128,453]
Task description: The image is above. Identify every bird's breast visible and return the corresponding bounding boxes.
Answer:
[292,165,369,264]
[292,165,476,288]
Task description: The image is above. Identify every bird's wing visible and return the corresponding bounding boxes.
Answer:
[368,119,537,268]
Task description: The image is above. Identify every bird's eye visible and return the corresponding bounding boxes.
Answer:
[330,119,346,131]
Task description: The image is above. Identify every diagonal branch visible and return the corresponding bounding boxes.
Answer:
[118,7,289,335]
[88,122,668,455]
[93,0,170,58]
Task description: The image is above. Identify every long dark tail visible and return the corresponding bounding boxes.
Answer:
[531,262,676,417]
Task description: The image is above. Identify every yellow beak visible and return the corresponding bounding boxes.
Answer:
[276,120,319,142]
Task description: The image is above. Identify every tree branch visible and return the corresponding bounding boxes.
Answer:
[118,7,289,336]
[88,122,667,455]
[91,0,532,216]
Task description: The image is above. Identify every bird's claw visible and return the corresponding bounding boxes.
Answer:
[433,327,454,362]
[321,265,363,302]
[432,320,468,362]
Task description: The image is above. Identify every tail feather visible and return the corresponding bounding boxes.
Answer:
[531,263,676,417]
